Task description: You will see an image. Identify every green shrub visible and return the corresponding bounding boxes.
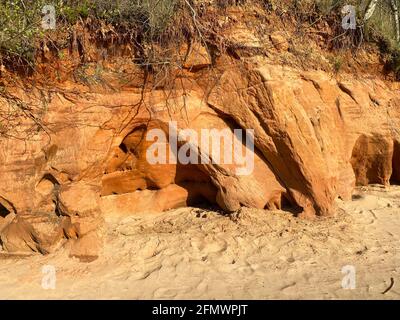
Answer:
[0,0,180,65]
[0,0,45,64]
[92,0,179,37]
[364,0,398,43]
[58,0,92,23]
[332,55,343,72]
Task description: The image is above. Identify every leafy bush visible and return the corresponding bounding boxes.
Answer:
[0,0,180,65]
[93,0,179,36]
[58,0,92,23]
[364,0,399,43]
[0,0,45,64]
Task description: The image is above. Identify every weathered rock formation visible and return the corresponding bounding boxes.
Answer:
[1,25,400,260]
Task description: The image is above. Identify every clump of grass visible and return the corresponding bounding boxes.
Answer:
[92,0,179,38]
[331,55,343,73]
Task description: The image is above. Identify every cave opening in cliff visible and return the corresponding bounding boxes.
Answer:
[0,197,14,218]
[101,121,219,214]
[280,194,303,216]
[390,140,400,185]
[350,134,394,186]
[186,193,215,209]
[0,203,10,218]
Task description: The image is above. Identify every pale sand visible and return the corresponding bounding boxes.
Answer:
[0,185,399,300]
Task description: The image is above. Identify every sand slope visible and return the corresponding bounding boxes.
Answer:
[0,186,399,299]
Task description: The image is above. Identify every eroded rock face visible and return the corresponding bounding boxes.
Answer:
[270,31,289,52]
[1,53,399,257]
[0,197,16,232]
[350,134,394,186]
[0,213,65,254]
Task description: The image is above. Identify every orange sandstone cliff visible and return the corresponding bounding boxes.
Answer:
[0,7,399,260]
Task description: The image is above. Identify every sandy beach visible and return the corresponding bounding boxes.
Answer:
[0,185,399,300]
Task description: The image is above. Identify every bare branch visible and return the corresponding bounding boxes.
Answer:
[364,0,380,21]
[390,0,400,42]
